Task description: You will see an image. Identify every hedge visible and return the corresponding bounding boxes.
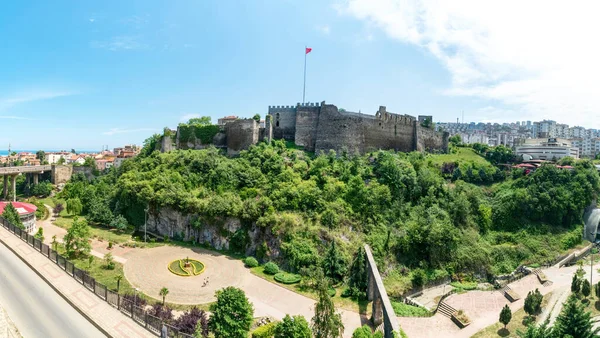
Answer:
[252,322,277,338]
[274,272,301,284]
[244,257,259,268]
[264,262,279,275]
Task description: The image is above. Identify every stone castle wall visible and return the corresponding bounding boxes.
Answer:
[269,105,296,140]
[226,119,259,156]
[294,104,321,151]
[160,101,448,156]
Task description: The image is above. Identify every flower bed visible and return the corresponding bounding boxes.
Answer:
[168,258,205,277]
[451,310,471,328]
[273,272,301,284]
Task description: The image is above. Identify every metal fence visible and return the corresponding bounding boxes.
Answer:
[0,217,196,338]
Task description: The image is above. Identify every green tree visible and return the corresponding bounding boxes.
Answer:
[311,278,344,338]
[499,304,512,329]
[524,289,543,317]
[516,320,553,338]
[582,279,591,300]
[35,150,46,163]
[449,134,461,146]
[110,214,128,231]
[188,116,212,126]
[252,114,261,123]
[57,157,66,165]
[34,227,44,242]
[115,275,123,293]
[63,217,91,257]
[352,325,374,338]
[322,240,347,284]
[84,157,97,169]
[274,314,311,338]
[66,198,83,216]
[572,274,581,294]
[209,287,254,338]
[347,246,368,299]
[595,282,600,299]
[554,295,600,338]
[2,203,23,229]
[104,252,115,270]
[160,287,169,305]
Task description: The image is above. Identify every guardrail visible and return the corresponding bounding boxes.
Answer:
[0,165,52,175]
[0,217,194,338]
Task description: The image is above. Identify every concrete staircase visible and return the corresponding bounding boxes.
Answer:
[532,268,552,286]
[499,285,520,302]
[436,300,457,318]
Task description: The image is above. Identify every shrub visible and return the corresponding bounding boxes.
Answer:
[264,262,279,275]
[450,281,477,291]
[252,322,277,338]
[328,287,336,297]
[341,288,353,298]
[391,301,432,317]
[274,272,301,284]
[244,257,259,268]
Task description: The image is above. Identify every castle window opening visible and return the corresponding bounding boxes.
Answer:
[394,125,397,135]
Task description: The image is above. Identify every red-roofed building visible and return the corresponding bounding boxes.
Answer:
[0,202,37,232]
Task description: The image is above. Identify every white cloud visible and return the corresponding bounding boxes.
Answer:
[0,91,75,110]
[90,36,147,51]
[103,128,155,136]
[0,116,32,120]
[316,25,331,35]
[89,18,95,23]
[340,0,600,126]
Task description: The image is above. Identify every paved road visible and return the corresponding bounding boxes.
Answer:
[0,243,106,338]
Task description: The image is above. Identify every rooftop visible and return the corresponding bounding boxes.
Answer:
[0,202,37,215]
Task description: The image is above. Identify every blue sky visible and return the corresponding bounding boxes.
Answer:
[2,1,598,150]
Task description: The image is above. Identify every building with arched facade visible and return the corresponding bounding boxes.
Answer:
[0,202,37,233]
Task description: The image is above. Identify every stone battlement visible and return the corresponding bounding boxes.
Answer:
[160,101,447,156]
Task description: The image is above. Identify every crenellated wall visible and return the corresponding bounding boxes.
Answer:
[160,101,447,156]
[269,105,297,140]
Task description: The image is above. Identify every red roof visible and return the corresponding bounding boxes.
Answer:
[0,202,37,215]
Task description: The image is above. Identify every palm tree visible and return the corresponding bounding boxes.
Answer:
[160,287,169,306]
[115,275,123,293]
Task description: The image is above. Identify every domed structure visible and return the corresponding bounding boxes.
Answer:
[0,202,37,232]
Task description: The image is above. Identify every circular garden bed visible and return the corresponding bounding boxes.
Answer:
[168,258,205,277]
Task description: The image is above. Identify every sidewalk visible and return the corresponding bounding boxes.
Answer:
[0,225,154,338]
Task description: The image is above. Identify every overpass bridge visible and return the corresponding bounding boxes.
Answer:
[0,165,70,201]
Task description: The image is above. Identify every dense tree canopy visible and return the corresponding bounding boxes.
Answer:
[57,138,599,294]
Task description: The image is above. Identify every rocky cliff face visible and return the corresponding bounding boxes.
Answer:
[146,207,280,258]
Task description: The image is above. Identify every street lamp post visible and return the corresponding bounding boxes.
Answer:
[144,207,149,243]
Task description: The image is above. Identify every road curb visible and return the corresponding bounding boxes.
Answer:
[0,235,113,338]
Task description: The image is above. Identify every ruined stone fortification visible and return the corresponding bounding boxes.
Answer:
[160,101,447,155]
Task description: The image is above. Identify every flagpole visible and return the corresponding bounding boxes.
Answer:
[303,45,307,104]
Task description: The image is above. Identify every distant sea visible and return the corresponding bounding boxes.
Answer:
[0,150,98,156]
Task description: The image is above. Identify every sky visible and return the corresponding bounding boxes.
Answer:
[2,0,600,150]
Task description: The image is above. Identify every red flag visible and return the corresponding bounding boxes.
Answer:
[305,47,312,54]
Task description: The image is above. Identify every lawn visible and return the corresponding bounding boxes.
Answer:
[471,292,552,338]
[427,147,490,167]
[249,265,370,315]
[55,244,134,294]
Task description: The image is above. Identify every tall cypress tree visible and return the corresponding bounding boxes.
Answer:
[347,246,368,299]
[554,295,600,338]
[322,241,347,284]
[312,278,344,338]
